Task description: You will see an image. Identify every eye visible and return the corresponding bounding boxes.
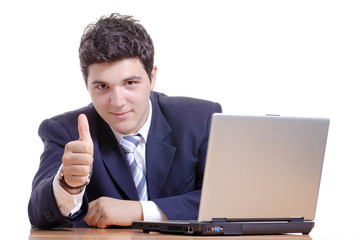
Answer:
[127,81,137,87]
[96,84,108,90]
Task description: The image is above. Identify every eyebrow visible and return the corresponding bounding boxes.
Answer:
[90,76,143,85]
[91,80,106,85]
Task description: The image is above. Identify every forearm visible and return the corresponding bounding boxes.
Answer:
[29,118,88,228]
[52,165,86,217]
[28,176,69,229]
[152,190,201,220]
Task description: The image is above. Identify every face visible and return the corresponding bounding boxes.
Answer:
[87,58,157,135]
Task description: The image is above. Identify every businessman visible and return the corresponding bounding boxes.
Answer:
[28,13,222,229]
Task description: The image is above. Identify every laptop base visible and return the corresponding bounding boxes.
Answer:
[132,218,314,236]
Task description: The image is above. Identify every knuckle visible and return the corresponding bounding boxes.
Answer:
[86,155,94,165]
[64,141,76,151]
[67,176,86,187]
[85,143,93,153]
[62,165,71,174]
[62,151,72,163]
[63,175,75,186]
[80,175,89,182]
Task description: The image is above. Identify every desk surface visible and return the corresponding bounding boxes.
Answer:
[28,228,346,240]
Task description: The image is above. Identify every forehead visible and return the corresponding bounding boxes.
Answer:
[87,59,147,82]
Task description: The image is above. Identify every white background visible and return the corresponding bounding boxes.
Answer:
[0,0,359,238]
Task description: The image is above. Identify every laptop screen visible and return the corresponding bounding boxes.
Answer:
[198,114,329,222]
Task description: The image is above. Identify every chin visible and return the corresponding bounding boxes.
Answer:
[112,125,134,135]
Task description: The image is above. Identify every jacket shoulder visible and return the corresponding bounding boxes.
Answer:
[49,104,97,123]
[38,104,98,141]
[150,91,222,134]
[151,91,222,115]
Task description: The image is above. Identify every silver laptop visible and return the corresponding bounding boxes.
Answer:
[132,114,330,235]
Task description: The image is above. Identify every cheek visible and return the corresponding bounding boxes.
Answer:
[91,94,109,110]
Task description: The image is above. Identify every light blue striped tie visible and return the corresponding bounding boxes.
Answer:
[120,135,148,201]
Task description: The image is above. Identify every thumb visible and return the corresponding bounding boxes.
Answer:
[78,114,92,143]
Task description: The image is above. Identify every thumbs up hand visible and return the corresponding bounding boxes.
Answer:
[61,114,94,193]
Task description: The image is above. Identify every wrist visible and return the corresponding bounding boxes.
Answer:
[58,165,92,193]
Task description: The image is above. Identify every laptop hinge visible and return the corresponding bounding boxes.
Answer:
[211,218,227,222]
[213,218,305,223]
[290,217,305,222]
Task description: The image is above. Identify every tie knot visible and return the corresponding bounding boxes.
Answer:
[120,135,141,154]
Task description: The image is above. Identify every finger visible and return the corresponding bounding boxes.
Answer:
[78,114,92,144]
[63,164,92,176]
[90,202,109,228]
[97,216,108,229]
[91,211,104,228]
[64,141,93,156]
[85,199,100,227]
[62,152,93,166]
[84,206,95,226]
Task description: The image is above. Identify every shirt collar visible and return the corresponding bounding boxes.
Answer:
[111,100,152,144]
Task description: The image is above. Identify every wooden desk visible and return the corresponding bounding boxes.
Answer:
[29,228,315,240]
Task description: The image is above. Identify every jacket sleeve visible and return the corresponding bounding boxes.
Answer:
[28,119,88,229]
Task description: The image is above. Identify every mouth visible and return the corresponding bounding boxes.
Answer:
[111,110,132,119]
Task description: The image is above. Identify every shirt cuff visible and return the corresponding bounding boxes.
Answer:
[140,201,168,221]
[52,165,85,217]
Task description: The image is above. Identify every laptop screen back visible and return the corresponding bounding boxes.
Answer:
[198,114,329,222]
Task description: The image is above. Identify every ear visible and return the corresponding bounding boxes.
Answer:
[150,65,157,90]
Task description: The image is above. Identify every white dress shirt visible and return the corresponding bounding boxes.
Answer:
[52,101,167,221]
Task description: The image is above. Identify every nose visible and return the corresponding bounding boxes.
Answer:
[110,87,126,107]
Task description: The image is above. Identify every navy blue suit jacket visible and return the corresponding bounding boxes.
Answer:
[28,91,222,229]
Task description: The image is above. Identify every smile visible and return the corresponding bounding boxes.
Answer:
[111,110,131,119]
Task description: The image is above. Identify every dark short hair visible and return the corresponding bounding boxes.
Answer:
[79,13,154,82]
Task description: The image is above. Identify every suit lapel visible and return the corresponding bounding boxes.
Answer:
[97,118,139,200]
[146,94,177,199]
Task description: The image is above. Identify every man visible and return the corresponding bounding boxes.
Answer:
[28,13,222,229]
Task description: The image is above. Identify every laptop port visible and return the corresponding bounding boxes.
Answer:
[206,226,223,232]
[185,226,193,233]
